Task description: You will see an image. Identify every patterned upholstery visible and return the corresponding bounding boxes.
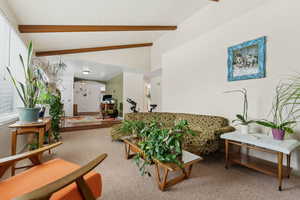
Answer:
[111,112,235,155]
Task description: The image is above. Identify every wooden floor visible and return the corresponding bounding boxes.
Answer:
[60,116,121,132]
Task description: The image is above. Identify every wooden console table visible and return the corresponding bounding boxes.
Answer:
[123,138,203,191]
[221,132,300,191]
[8,118,52,176]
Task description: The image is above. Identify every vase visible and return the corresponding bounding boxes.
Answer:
[240,124,249,134]
[17,107,41,122]
[272,128,285,140]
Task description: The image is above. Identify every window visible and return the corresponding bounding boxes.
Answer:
[0,12,27,121]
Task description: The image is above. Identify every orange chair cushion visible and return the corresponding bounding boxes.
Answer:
[0,159,102,200]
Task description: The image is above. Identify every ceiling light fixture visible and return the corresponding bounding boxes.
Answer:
[82,68,91,75]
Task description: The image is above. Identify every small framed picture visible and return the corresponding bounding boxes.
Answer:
[227,36,266,81]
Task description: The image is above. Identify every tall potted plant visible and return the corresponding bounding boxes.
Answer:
[6,42,41,122]
[225,88,254,134]
[256,79,300,140]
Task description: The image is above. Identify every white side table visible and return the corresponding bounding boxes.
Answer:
[221,131,300,191]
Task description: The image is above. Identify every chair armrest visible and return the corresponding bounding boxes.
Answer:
[0,142,62,178]
[0,142,62,167]
[14,153,108,200]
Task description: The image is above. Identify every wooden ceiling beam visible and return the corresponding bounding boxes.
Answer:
[19,25,177,33]
[35,43,153,57]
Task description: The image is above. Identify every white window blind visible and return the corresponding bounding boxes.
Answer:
[0,13,14,117]
[0,12,27,119]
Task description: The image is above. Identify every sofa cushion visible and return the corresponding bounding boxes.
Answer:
[0,158,101,200]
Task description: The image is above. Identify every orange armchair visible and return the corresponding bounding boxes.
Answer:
[0,142,107,200]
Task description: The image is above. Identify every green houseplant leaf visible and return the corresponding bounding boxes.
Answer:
[256,76,300,135]
[6,41,40,109]
[121,119,194,176]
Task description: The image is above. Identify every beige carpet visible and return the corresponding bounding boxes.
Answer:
[49,128,300,200]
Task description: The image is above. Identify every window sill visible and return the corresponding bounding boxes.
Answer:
[0,113,18,126]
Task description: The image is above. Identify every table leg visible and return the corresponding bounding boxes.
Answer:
[155,164,170,191]
[11,131,17,176]
[160,168,169,191]
[37,128,45,160]
[38,128,44,148]
[155,164,161,184]
[48,130,52,154]
[155,164,195,191]
[124,143,130,159]
[277,152,283,191]
[287,154,291,179]
[187,164,193,178]
[225,139,229,169]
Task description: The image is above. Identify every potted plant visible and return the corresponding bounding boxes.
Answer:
[6,42,42,122]
[225,88,254,134]
[38,86,64,141]
[256,80,300,140]
[120,119,194,176]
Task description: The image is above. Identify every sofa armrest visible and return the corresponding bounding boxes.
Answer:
[214,126,235,136]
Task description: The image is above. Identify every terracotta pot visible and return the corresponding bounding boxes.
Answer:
[272,128,285,140]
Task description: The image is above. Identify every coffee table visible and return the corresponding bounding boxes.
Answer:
[122,138,203,191]
[221,132,300,191]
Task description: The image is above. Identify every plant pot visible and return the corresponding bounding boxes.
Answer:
[240,124,249,134]
[17,107,41,122]
[272,128,285,140]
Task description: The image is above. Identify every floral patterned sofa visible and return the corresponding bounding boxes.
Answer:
[111,112,235,155]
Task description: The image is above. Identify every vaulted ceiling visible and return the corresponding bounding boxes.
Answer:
[8,0,211,51]
[6,0,214,80]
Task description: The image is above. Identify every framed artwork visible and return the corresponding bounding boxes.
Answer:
[227,36,266,81]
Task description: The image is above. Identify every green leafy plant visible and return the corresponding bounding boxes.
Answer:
[256,79,300,134]
[38,87,64,140]
[121,119,194,176]
[119,120,146,136]
[6,41,40,108]
[225,88,254,125]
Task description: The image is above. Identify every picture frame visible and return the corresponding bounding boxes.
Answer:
[227,36,266,81]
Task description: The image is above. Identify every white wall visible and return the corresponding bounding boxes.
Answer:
[123,72,145,114]
[74,81,104,113]
[66,47,151,74]
[58,64,74,116]
[152,0,300,172]
[150,76,161,111]
[0,0,18,28]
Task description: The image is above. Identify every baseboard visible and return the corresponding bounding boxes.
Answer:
[77,112,99,115]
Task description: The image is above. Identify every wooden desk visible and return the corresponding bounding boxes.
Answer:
[8,118,52,176]
[221,132,300,191]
